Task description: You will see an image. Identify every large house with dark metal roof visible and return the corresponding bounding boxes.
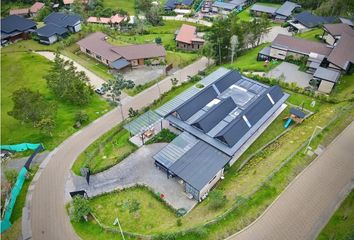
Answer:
[152,68,289,201]
[35,12,81,44]
[288,11,336,33]
[165,0,194,11]
[1,15,37,45]
[250,1,300,20]
[77,32,166,70]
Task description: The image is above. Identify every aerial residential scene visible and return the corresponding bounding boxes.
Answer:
[0,0,353,239]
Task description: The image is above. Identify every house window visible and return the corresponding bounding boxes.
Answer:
[208,174,217,184]
[96,55,102,60]
[86,49,91,54]
[106,60,109,64]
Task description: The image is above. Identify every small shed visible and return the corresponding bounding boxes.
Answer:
[313,67,341,93]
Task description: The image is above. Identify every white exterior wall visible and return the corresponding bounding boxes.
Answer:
[324,34,336,45]
[199,168,224,200]
[73,23,81,32]
[270,47,287,60]
[318,80,334,94]
[48,35,58,44]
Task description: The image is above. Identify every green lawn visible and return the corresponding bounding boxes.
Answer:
[225,44,280,72]
[102,0,136,15]
[72,126,137,175]
[296,28,323,41]
[236,6,253,22]
[166,51,200,68]
[332,74,354,101]
[1,52,110,150]
[89,187,177,234]
[317,190,354,240]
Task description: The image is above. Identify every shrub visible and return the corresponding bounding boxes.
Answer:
[75,110,89,124]
[195,83,204,88]
[70,195,91,222]
[208,190,227,210]
[145,129,177,144]
[4,169,18,186]
[176,218,182,226]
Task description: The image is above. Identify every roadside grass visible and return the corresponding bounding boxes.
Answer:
[166,51,200,68]
[125,75,165,96]
[317,190,354,240]
[0,217,22,240]
[102,0,135,14]
[89,186,177,234]
[1,52,110,150]
[225,44,280,72]
[72,126,137,175]
[332,74,354,101]
[296,28,323,41]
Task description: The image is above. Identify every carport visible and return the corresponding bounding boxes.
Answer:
[124,110,165,146]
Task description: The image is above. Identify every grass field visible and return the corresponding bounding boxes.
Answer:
[317,190,354,240]
[296,28,323,42]
[1,52,110,150]
[72,126,137,175]
[225,44,280,72]
[102,0,136,14]
[332,74,354,101]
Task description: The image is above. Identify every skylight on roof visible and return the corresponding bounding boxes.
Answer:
[206,98,221,108]
[230,84,247,92]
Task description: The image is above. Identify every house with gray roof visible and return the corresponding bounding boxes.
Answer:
[152,68,289,201]
[251,1,300,20]
[288,11,337,33]
[250,4,277,17]
[1,15,36,45]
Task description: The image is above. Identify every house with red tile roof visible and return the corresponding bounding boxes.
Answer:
[9,2,45,18]
[175,24,205,51]
[87,14,126,28]
[77,32,166,70]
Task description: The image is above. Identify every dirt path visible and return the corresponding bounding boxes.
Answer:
[227,122,354,240]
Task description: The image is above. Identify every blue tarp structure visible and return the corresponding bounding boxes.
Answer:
[1,143,42,152]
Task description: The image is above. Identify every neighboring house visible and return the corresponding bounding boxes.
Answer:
[9,2,45,18]
[288,11,336,33]
[63,0,89,7]
[87,14,125,28]
[274,1,300,21]
[35,12,81,44]
[153,67,289,201]
[77,32,166,70]
[1,15,37,45]
[339,17,354,28]
[229,0,249,11]
[250,4,277,17]
[258,23,354,93]
[175,24,204,51]
[211,1,237,15]
[250,1,300,20]
[35,23,68,44]
[165,0,194,11]
[312,67,341,94]
[322,23,354,45]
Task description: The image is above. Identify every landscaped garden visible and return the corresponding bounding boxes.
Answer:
[1,52,111,150]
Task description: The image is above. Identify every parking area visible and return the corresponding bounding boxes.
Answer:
[122,66,165,86]
[68,143,197,211]
[266,62,312,88]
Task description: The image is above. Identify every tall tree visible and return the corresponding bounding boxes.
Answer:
[145,5,163,26]
[201,42,216,66]
[45,54,93,106]
[8,88,56,126]
[135,0,152,13]
[230,35,239,63]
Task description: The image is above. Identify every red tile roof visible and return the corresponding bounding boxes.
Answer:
[176,24,204,44]
[87,14,125,24]
[9,8,30,15]
[272,34,333,56]
[30,2,45,13]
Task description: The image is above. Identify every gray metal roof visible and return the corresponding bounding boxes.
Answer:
[212,1,236,11]
[250,4,277,14]
[169,141,230,190]
[229,0,247,6]
[339,17,354,27]
[313,67,341,83]
[110,59,130,70]
[153,132,199,168]
[275,1,300,17]
[1,15,36,34]
[124,110,162,135]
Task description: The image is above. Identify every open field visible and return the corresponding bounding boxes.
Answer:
[102,0,135,14]
[296,28,323,41]
[317,190,354,240]
[1,52,110,150]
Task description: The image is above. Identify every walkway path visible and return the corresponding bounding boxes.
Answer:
[68,143,196,211]
[36,51,107,89]
[24,57,209,240]
[227,122,354,240]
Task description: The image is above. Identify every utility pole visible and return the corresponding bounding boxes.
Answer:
[304,126,323,154]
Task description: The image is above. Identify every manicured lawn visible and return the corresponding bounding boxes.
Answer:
[89,187,177,234]
[166,51,200,68]
[72,126,137,175]
[236,7,253,22]
[102,0,135,14]
[332,74,354,101]
[1,39,60,53]
[225,44,280,72]
[1,52,110,150]
[296,28,323,41]
[317,190,354,240]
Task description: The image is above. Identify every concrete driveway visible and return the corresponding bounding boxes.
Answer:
[260,26,292,44]
[36,51,106,89]
[123,66,165,85]
[67,143,197,211]
[266,62,312,88]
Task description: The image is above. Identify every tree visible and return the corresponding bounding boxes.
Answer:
[8,88,56,126]
[35,117,56,136]
[230,35,239,64]
[5,169,18,186]
[201,42,215,66]
[71,0,86,18]
[70,195,91,222]
[135,0,152,13]
[128,107,139,118]
[75,110,89,124]
[208,190,227,210]
[102,74,135,120]
[145,5,163,26]
[45,54,93,106]
[34,6,51,22]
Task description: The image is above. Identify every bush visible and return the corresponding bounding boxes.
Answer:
[208,190,227,210]
[70,195,91,222]
[195,83,204,88]
[4,169,18,186]
[145,129,177,144]
[75,110,89,124]
[176,218,182,226]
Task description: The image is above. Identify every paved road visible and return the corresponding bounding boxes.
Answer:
[228,122,354,240]
[25,57,209,240]
[36,51,107,89]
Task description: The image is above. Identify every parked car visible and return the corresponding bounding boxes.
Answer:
[95,87,105,95]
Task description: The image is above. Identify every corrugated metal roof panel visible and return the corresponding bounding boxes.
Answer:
[124,110,162,135]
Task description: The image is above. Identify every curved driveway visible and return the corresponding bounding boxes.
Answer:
[228,122,354,240]
[26,57,209,240]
